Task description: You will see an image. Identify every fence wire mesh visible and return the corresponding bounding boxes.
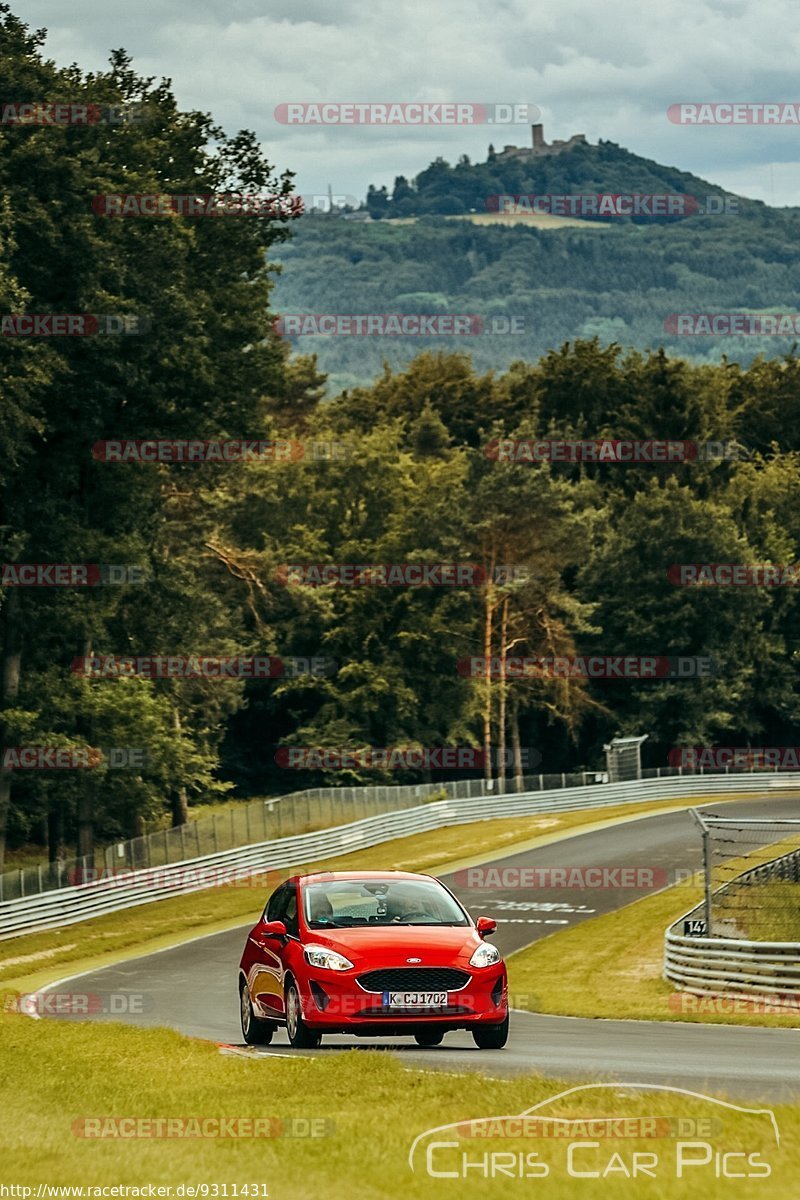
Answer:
[694,812,800,941]
[0,771,590,902]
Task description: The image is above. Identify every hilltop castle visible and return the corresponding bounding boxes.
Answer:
[494,123,587,161]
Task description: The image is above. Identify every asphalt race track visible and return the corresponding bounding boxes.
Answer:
[38,794,800,1100]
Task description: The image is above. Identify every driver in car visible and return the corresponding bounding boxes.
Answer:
[308,891,334,924]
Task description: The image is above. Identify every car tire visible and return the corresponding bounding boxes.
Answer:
[414,1029,445,1047]
[239,979,275,1045]
[285,980,322,1049]
[472,1015,509,1049]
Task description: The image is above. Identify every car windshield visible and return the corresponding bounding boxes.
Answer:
[303,879,469,928]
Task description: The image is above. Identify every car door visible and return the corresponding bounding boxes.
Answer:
[249,884,292,1017]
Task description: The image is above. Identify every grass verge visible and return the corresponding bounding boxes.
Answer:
[0,1011,797,1199]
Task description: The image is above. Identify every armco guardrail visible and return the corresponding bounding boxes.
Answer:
[0,769,592,902]
[2,762,791,903]
[664,930,800,998]
[665,845,800,999]
[2,771,797,940]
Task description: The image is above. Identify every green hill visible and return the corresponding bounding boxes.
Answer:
[272,137,800,392]
[362,135,746,222]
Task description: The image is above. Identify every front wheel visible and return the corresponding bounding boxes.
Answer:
[285,981,322,1049]
[414,1029,445,1047]
[472,1015,509,1049]
[240,980,275,1045]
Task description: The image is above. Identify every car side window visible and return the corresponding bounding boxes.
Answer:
[283,886,299,938]
[266,885,289,923]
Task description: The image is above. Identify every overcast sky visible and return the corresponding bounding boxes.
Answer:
[24,0,800,205]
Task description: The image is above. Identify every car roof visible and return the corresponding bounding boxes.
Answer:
[289,870,436,885]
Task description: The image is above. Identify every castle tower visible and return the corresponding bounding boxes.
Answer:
[532,123,545,152]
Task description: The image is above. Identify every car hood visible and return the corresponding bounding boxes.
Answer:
[302,924,484,964]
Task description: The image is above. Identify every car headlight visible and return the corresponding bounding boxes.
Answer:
[304,945,354,971]
[470,942,501,968]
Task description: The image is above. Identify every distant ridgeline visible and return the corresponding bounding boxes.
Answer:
[364,125,749,223]
[276,126,799,391]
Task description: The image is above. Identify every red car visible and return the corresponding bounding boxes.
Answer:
[238,870,508,1049]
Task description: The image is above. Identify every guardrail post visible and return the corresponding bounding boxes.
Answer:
[19,868,24,898]
[213,813,219,853]
[164,828,169,865]
[245,803,251,843]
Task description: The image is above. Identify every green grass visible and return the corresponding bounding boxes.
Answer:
[714,880,800,942]
[507,875,800,1028]
[1,1011,797,1199]
[0,797,701,995]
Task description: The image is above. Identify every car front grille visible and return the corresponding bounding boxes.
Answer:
[357,967,471,993]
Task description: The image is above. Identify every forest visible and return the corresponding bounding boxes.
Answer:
[2,7,800,868]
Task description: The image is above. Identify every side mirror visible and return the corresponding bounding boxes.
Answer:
[476,916,497,938]
[260,919,287,939]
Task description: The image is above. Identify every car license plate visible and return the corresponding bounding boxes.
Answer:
[383,990,448,1008]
